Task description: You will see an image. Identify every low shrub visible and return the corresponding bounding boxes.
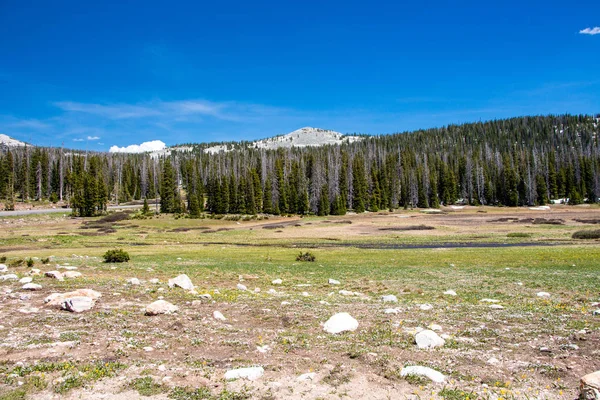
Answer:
[26,258,34,268]
[41,257,50,264]
[572,229,600,239]
[103,249,130,263]
[507,232,532,238]
[0,256,6,263]
[296,251,315,262]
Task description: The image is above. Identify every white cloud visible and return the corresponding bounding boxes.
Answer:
[580,27,600,35]
[87,136,100,140]
[73,138,84,142]
[109,140,166,153]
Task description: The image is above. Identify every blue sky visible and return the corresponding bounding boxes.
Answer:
[1,0,599,151]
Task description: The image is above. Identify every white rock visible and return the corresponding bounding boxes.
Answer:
[489,304,504,310]
[29,269,41,276]
[0,264,7,272]
[198,293,212,299]
[537,292,551,298]
[45,271,64,281]
[297,372,316,381]
[580,370,600,399]
[328,278,340,285]
[516,282,523,286]
[256,345,270,353]
[415,330,445,349]
[0,274,18,281]
[168,274,194,291]
[444,290,457,296]
[44,289,101,306]
[22,283,42,291]
[323,312,359,334]
[268,289,277,294]
[384,308,400,314]
[339,290,354,296]
[381,294,398,303]
[301,291,310,297]
[224,366,264,381]
[272,279,282,285]
[487,357,500,365]
[281,301,291,306]
[63,271,82,279]
[400,366,445,383]
[149,278,160,284]
[213,311,226,321]
[145,300,179,315]
[143,346,154,352]
[19,277,33,284]
[61,296,95,313]
[420,304,433,311]
[428,324,442,332]
[254,287,261,293]
[128,278,141,285]
[237,283,248,291]
[480,298,500,303]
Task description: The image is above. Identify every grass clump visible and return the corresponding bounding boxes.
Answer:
[572,229,600,239]
[0,256,6,263]
[103,249,130,263]
[26,258,34,268]
[129,377,167,396]
[296,251,315,262]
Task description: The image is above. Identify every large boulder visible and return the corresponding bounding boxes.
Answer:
[415,329,445,349]
[22,283,42,291]
[63,271,82,279]
[323,312,359,334]
[581,371,600,400]
[45,289,102,307]
[0,274,18,281]
[61,296,95,313]
[168,274,194,291]
[145,300,179,316]
[45,271,64,281]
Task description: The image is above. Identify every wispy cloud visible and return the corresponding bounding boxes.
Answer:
[580,27,600,35]
[87,136,100,140]
[73,138,84,142]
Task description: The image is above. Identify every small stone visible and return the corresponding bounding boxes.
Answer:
[268,289,277,294]
[0,264,7,272]
[381,294,398,303]
[19,277,32,284]
[539,346,551,352]
[256,345,270,353]
[443,290,457,296]
[301,291,310,297]
[428,324,442,332]
[224,366,264,381]
[0,274,18,281]
[145,300,179,316]
[237,283,248,291]
[487,357,500,365]
[480,298,500,303]
[272,279,282,285]
[63,271,82,279]
[415,330,445,349]
[128,278,141,285]
[420,304,433,311]
[281,301,291,306]
[384,308,400,314]
[297,372,316,381]
[537,292,551,298]
[254,287,261,293]
[143,346,154,352]
[400,366,445,383]
[22,283,42,291]
[168,274,194,291]
[323,312,359,334]
[198,293,212,299]
[149,278,160,284]
[213,311,226,321]
[328,278,340,285]
[489,304,504,310]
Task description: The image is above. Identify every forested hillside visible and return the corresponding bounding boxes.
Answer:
[1,114,599,216]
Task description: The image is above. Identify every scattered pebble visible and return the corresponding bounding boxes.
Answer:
[415,330,445,349]
[224,366,264,381]
[381,294,398,303]
[400,366,445,383]
[323,312,359,334]
[213,311,226,321]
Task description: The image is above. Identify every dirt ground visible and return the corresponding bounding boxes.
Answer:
[0,205,599,399]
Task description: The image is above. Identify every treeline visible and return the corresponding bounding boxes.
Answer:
[1,114,599,216]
